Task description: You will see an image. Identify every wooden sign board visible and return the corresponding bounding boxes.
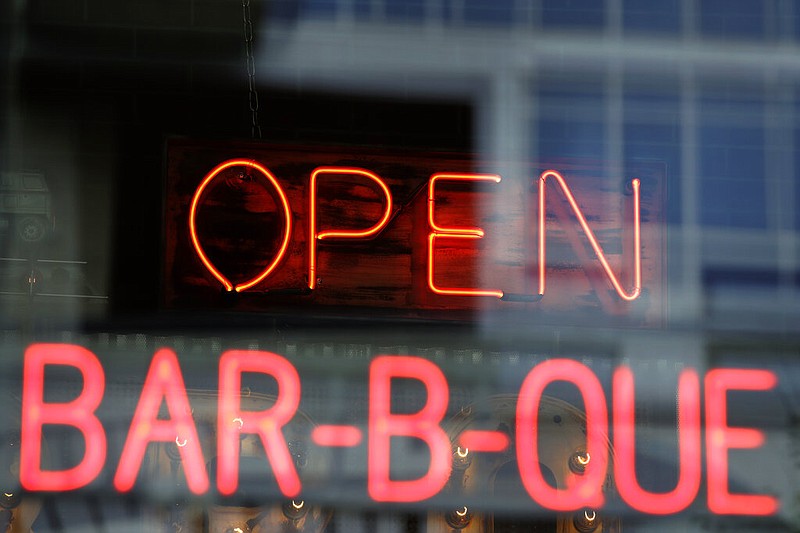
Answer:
[163,140,665,326]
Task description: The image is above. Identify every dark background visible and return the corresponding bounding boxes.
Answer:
[2,0,471,321]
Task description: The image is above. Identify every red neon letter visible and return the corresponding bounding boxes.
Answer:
[114,349,208,494]
[516,359,608,511]
[613,367,701,514]
[20,343,106,491]
[368,356,451,502]
[189,159,293,292]
[705,369,778,515]
[308,167,393,290]
[217,350,301,497]
[538,171,641,300]
[427,173,503,298]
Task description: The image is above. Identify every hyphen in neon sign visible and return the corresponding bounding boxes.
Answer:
[20,344,778,516]
[189,160,641,300]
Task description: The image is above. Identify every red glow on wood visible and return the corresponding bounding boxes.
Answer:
[538,171,641,301]
[613,367,701,514]
[516,359,609,511]
[311,425,363,447]
[20,344,107,491]
[217,350,302,498]
[705,369,778,515]
[427,173,504,298]
[368,356,452,502]
[189,159,292,292]
[114,349,209,494]
[308,167,393,290]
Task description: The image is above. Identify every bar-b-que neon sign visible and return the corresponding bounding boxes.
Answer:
[20,343,777,516]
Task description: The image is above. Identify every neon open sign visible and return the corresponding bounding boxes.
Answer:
[164,142,665,324]
[189,161,641,300]
[19,343,777,517]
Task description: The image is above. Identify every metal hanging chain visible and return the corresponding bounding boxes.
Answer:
[243,0,262,139]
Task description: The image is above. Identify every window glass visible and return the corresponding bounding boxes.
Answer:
[698,125,765,228]
[463,0,515,26]
[302,0,337,18]
[795,125,800,231]
[698,83,766,229]
[541,0,605,30]
[537,78,606,160]
[623,83,681,308]
[699,0,765,39]
[386,0,426,22]
[623,0,680,34]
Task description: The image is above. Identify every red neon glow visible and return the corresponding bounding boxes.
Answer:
[428,173,501,236]
[705,369,778,515]
[516,359,609,511]
[113,349,209,494]
[613,367,701,514]
[189,159,293,292]
[20,344,107,491]
[458,430,509,453]
[308,167,393,290]
[217,350,302,498]
[311,425,363,447]
[538,171,641,300]
[15,343,785,518]
[368,356,451,502]
[427,173,503,298]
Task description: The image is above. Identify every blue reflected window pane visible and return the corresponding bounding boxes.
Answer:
[699,126,766,229]
[355,0,371,18]
[624,90,680,109]
[386,0,425,22]
[539,119,605,159]
[538,79,605,160]
[301,0,337,19]
[703,268,780,289]
[623,89,681,224]
[463,0,515,26]
[542,0,605,29]
[623,0,680,34]
[624,127,681,225]
[700,0,765,39]
[539,81,605,104]
[626,123,679,145]
[699,95,763,118]
[795,127,800,231]
[796,6,800,41]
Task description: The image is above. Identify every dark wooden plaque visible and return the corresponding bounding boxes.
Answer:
[164,139,665,326]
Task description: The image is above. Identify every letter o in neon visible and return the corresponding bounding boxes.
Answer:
[189,159,292,292]
[516,359,609,511]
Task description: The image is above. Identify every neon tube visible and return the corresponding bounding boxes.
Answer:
[538,170,641,301]
[427,234,504,298]
[427,173,503,298]
[428,173,501,236]
[308,167,393,290]
[311,425,363,447]
[189,159,292,292]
